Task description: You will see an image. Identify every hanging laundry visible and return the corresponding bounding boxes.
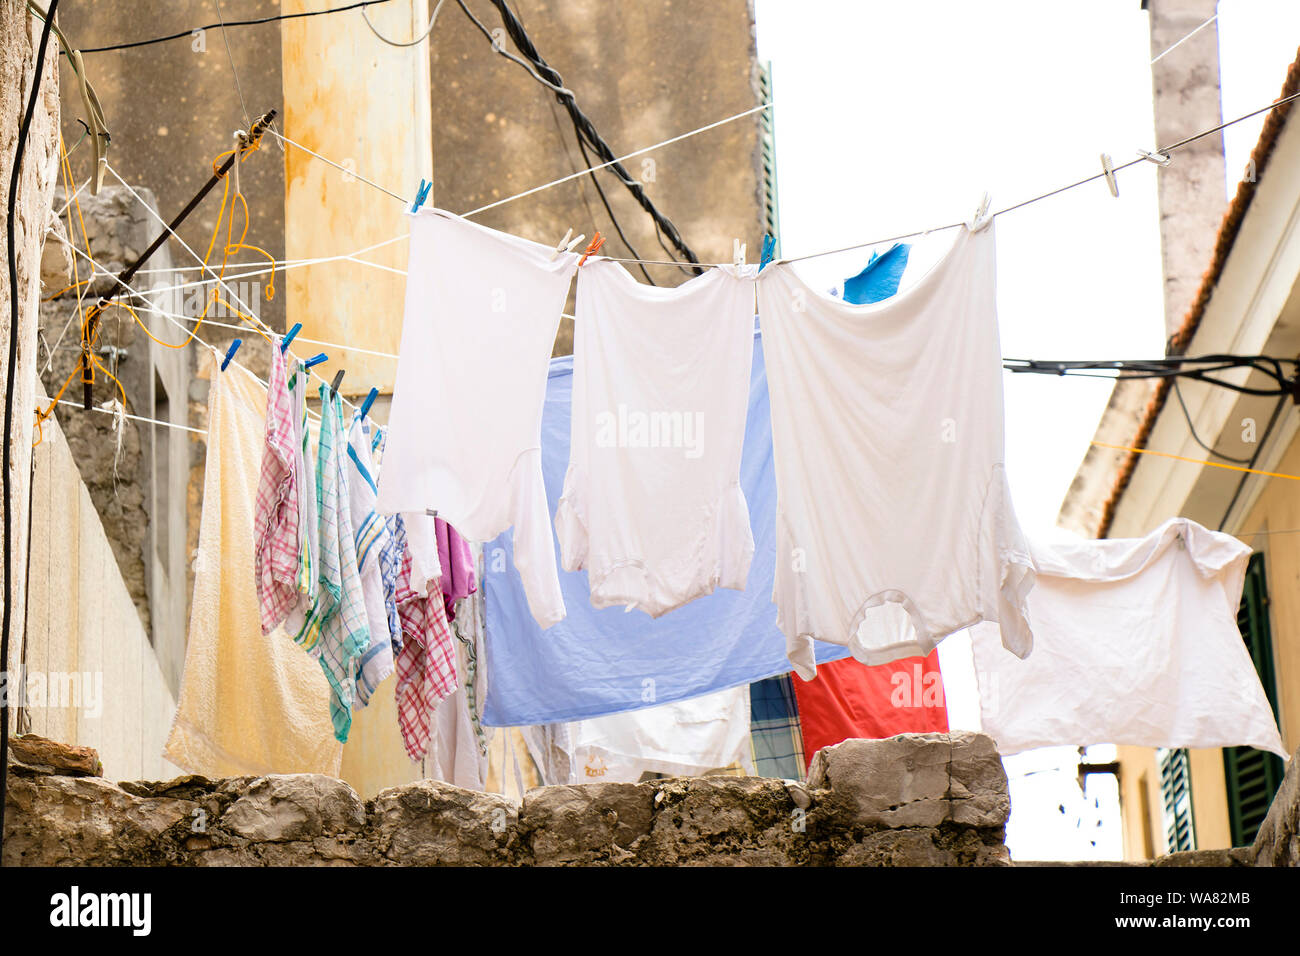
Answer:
[252,336,301,634]
[788,239,947,769]
[368,426,404,657]
[392,512,461,762]
[748,674,806,780]
[165,353,342,777]
[793,652,949,772]
[346,413,395,707]
[377,208,577,629]
[482,328,850,727]
[555,261,757,616]
[566,686,754,783]
[971,518,1287,757]
[424,586,490,789]
[283,356,319,638]
[293,387,371,743]
[436,517,476,621]
[756,222,1034,678]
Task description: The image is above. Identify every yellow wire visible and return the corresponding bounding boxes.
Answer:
[1090,440,1300,481]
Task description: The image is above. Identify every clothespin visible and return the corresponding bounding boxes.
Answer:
[360,387,379,420]
[968,191,993,232]
[328,369,345,401]
[578,232,605,266]
[551,228,585,261]
[220,338,242,372]
[733,239,747,267]
[759,234,776,272]
[280,322,302,353]
[410,178,432,213]
[303,352,329,369]
[232,130,248,198]
[1100,153,1119,198]
[1138,148,1172,167]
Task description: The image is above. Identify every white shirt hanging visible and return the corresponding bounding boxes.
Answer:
[755,222,1034,677]
[377,209,577,629]
[555,259,757,616]
[971,518,1287,758]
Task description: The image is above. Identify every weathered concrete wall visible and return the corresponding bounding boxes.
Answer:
[1,2,62,728]
[4,732,1012,866]
[18,410,183,784]
[429,0,767,355]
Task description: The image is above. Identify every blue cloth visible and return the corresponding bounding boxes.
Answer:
[842,242,910,304]
[483,328,849,726]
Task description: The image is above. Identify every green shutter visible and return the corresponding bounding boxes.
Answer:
[1158,747,1196,852]
[1223,552,1285,847]
[756,62,781,254]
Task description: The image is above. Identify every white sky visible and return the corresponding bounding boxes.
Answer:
[755,0,1300,860]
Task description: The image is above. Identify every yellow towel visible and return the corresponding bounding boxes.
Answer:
[164,354,342,778]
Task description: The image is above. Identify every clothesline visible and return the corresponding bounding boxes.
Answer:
[258,89,1300,273]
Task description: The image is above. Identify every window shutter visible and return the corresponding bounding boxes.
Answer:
[1223,552,1285,847]
[1158,746,1196,852]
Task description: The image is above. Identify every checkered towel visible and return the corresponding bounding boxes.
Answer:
[253,338,301,635]
[393,542,460,761]
[749,674,806,780]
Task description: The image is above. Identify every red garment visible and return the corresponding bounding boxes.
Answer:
[792,651,949,771]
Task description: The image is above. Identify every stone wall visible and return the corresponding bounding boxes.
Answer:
[3,732,1012,867]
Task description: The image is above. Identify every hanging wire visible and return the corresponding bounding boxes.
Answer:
[362,0,447,47]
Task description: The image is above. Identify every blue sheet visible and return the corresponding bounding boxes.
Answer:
[482,246,910,727]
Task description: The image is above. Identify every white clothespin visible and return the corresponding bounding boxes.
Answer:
[733,238,747,267]
[551,228,585,261]
[968,192,993,232]
[1138,148,1172,167]
[232,130,249,199]
[1100,153,1119,197]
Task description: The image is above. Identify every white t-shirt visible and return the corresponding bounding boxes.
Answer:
[555,260,757,616]
[376,209,577,629]
[971,518,1287,757]
[756,222,1034,677]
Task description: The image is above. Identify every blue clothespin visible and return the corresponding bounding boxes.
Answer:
[303,352,328,369]
[759,234,776,272]
[359,387,378,420]
[220,338,242,372]
[410,179,432,213]
[280,322,302,353]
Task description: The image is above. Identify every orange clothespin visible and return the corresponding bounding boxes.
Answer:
[578,231,605,266]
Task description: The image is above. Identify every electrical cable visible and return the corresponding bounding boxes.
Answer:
[76,0,397,54]
[362,0,447,47]
[461,0,704,272]
[3,0,59,867]
[1171,378,1256,464]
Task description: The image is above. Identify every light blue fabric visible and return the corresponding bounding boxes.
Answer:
[483,327,849,726]
[482,246,911,728]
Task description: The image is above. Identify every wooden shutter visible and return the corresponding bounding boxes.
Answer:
[1158,746,1196,852]
[1223,552,1285,847]
[756,61,781,253]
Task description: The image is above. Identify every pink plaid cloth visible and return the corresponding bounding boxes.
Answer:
[393,545,460,761]
[253,339,301,635]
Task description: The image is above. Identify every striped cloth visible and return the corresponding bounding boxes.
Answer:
[294,387,371,742]
[370,427,405,657]
[393,542,460,761]
[252,338,300,634]
[346,413,395,707]
[748,674,806,780]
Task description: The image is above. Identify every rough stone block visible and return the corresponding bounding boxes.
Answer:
[8,733,103,777]
[220,774,366,843]
[522,782,653,864]
[369,780,519,865]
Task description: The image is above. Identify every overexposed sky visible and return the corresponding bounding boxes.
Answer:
[755,0,1300,860]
